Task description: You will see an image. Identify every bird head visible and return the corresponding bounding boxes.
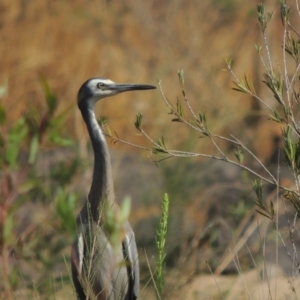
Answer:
[77,78,156,109]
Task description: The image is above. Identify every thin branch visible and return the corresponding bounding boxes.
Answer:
[229,247,253,300]
[276,212,300,275]
[159,81,233,160]
[230,135,278,184]
[206,261,225,300]
[286,62,300,93]
[259,52,269,73]
[158,81,205,134]
[106,125,297,196]
[262,31,274,74]
[226,63,275,112]
[144,249,160,299]
[295,0,300,18]
[282,23,290,108]
[182,92,198,121]
[288,21,300,38]
[158,80,176,115]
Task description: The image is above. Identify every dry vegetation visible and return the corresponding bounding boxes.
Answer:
[1,0,300,299]
[1,0,271,148]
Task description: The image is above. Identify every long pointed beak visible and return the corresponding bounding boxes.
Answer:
[113,83,156,92]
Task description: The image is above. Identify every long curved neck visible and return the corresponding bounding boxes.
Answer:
[79,103,115,222]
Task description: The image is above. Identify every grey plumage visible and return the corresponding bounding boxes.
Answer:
[71,78,156,300]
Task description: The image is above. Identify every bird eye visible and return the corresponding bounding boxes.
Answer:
[97,82,106,89]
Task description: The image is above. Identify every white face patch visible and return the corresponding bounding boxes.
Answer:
[82,78,117,108]
[87,78,115,90]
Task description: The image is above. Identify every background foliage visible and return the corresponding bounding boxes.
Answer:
[1,0,299,299]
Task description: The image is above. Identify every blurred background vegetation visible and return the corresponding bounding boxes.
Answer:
[0,0,299,299]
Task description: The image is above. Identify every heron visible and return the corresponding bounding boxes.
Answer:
[71,78,156,300]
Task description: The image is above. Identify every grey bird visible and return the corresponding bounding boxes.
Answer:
[71,78,156,300]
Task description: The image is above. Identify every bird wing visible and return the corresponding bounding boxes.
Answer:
[122,225,139,300]
[71,230,86,300]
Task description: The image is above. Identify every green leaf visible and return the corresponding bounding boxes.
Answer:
[155,193,169,298]
[257,4,273,33]
[157,137,167,149]
[120,196,131,221]
[0,85,7,99]
[280,0,290,26]
[282,126,300,170]
[252,179,274,220]
[176,100,184,119]
[3,214,14,245]
[5,118,28,167]
[40,78,58,115]
[263,72,284,105]
[253,179,263,203]
[233,75,257,96]
[255,44,262,54]
[270,201,275,218]
[55,188,76,234]
[48,130,74,146]
[285,33,300,63]
[134,113,143,131]
[255,209,273,220]
[269,109,284,123]
[0,103,6,125]
[284,192,300,217]
[178,69,185,87]
[0,132,4,148]
[24,107,40,134]
[171,118,182,122]
[104,196,131,249]
[153,137,167,154]
[28,134,39,164]
[196,112,210,135]
[223,56,234,68]
[97,117,108,126]
[18,179,37,194]
[50,158,79,185]
[234,147,244,164]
